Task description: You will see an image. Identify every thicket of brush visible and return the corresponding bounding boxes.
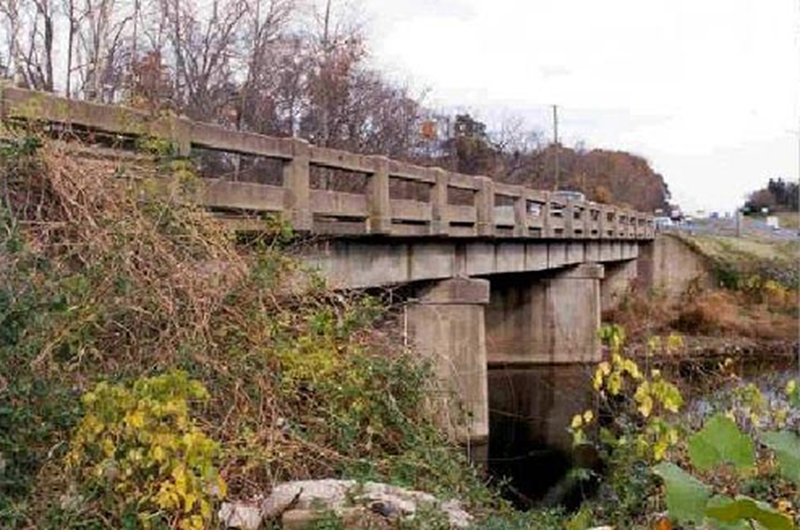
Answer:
[0,131,496,529]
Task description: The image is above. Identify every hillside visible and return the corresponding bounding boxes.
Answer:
[499,145,670,212]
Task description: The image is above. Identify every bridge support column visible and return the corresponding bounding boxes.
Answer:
[486,263,604,365]
[485,265,604,489]
[406,278,490,464]
[601,259,638,312]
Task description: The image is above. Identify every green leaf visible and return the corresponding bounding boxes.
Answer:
[705,496,794,530]
[652,462,710,524]
[761,430,800,484]
[688,414,755,472]
[706,497,749,530]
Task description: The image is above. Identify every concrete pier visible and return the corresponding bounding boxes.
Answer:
[406,278,490,462]
[485,263,604,365]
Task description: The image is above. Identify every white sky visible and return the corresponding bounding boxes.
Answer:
[361,0,800,213]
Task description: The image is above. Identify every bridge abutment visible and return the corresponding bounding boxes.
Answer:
[405,278,490,464]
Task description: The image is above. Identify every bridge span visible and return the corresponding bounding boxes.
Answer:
[1,86,707,469]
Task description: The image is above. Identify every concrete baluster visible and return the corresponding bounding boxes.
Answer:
[283,138,312,232]
[173,118,193,157]
[512,186,526,237]
[431,168,450,235]
[540,191,552,237]
[475,176,495,237]
[368,156,392,234]
[565,201,576,238]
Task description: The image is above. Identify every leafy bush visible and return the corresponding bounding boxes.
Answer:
[567,325,684,525]
[66,372,225,530]
[571,325,800,529]
[653,411,796,530]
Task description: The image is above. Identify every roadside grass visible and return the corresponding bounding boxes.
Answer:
[775,211,800,231]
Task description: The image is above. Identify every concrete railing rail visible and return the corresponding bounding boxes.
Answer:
[0,85,655,240]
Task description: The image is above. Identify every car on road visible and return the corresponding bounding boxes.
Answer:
[552,190,586,203]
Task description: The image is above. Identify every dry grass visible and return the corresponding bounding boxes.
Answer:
[606,284,797,343]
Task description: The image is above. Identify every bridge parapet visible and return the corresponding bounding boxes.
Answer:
[1,85,655,240]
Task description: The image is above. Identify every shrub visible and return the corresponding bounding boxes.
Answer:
[66,372,225,530]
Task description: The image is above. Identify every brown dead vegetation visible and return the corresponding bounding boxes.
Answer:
[605,284,798,344]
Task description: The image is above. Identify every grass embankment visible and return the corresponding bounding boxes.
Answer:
[607,232,798,344]
[775,212,799,231]
[1,134,541,529]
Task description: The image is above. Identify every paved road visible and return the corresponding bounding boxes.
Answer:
[667,217,799,241]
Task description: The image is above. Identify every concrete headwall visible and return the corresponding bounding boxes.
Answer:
[638,234,713,301]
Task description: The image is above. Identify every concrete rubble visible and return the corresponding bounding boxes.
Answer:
[219,479,473,529]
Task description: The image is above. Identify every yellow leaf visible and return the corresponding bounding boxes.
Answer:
[151,445,166,462]
[637,395,653,418]
[102,438,115,457]
[126,410,145,429]
[608,372,622,396]
[216,476,228,498]
[183,493,197,513]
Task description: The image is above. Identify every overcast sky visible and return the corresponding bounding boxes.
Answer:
[360,0,800,213]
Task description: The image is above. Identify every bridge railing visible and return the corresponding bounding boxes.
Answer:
[0,85,655,240]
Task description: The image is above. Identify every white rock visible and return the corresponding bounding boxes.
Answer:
[219,501,262,530]
[260,479,357,518]
[258,479,472,528]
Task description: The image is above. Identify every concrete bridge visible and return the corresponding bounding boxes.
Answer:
[1,86,704,472]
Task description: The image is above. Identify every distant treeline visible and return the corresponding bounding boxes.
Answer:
[0,0,669,211]
[744,178,798,213]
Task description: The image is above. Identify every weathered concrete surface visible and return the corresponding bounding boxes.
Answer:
[601,258,638,312]
[406,278,490,459]
[304,239,639,289]
[485,264,604,365]
[638,234,712,301]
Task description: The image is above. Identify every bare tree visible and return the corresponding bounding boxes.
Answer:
[74,0,134,101]
[160,0,247,120]
[0,0,21,81]
[10,0,56,90]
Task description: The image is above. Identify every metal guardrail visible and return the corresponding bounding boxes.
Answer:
[0,85,655,240]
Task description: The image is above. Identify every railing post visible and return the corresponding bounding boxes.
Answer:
[174,118,192,157]
[475,176,495,237]
[431,168,450,235]
[283,138,312,232]
[540,191,552,237]
[565,200,575,238]
[512,186,526,237]
[368,155,392,234]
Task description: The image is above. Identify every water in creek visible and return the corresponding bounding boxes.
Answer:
[486,363,598,509]
[485,352,798,510]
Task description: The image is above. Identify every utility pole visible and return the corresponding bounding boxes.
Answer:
[553,104,560,191]
[794,0,800,377]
